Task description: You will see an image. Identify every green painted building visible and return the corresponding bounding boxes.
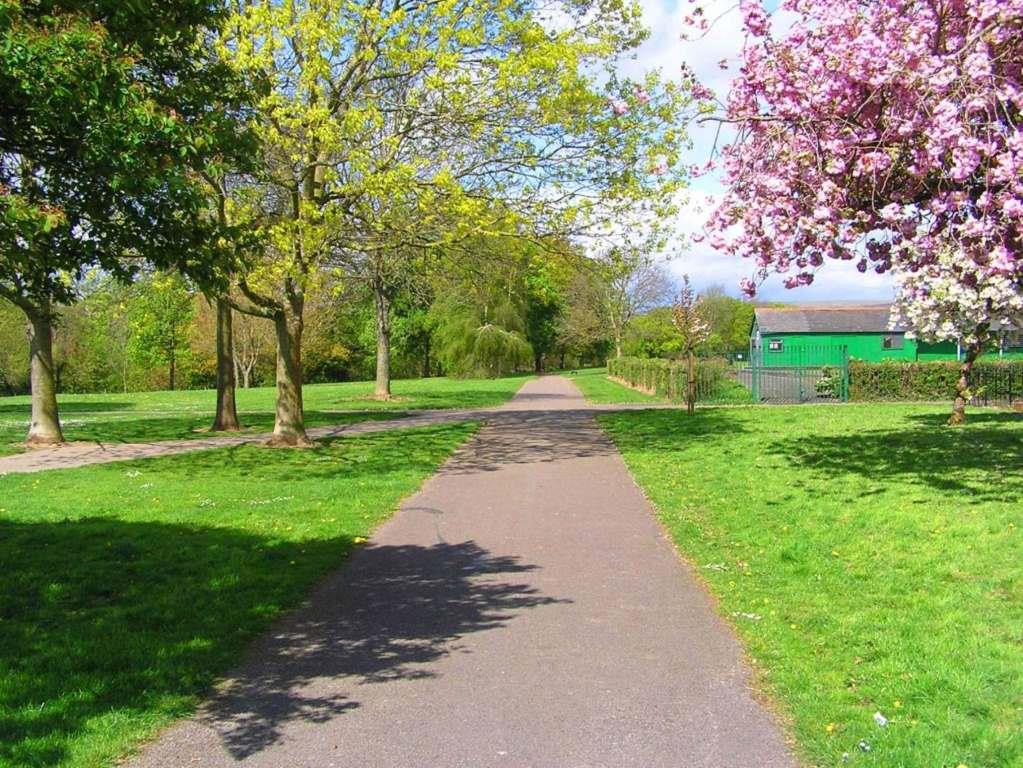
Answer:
[751,305,1022,366]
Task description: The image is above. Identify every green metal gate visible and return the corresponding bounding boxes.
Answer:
[747,344,850,403]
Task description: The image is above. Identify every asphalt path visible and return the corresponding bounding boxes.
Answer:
[125,376,794,767]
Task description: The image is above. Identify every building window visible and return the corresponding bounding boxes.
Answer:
[882,334,904,350]
[768,339,783,352]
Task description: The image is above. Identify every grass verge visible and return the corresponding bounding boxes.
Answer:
[0,421,478,768]
[598,404,1022,768]
[565,368,666,405]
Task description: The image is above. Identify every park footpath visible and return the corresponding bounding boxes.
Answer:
[121,376,794,768]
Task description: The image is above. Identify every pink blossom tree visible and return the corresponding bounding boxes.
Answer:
[700,0,1023,424]
[672,275,710,415]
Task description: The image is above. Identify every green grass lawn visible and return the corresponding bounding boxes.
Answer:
[565,368,666,404]
[0,421,478,768]
[598,404,1023,768]
[0,375,529,455]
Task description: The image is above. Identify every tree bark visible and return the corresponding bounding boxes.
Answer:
[374,285,391,399]
[269,304,311,446]
[534,351,544,374]
[212,297,242,432]
[26,304,64,446]
[168,348,176,391]
[949,336,985,426]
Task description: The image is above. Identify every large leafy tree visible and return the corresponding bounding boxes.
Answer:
[0,0,251,444]
[701,0,1022,423]
[220,0,690,443]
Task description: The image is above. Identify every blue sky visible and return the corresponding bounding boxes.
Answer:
[622,0,896,302]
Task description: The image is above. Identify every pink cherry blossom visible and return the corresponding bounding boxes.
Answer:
[700,0,1023,347]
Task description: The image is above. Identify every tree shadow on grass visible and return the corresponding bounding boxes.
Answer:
[769,417,1023,501]
[0,517,561,765]
[0,517,353,768]
[0,401,135,415]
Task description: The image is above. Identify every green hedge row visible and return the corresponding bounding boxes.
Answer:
[607,356,751,404]
[849,360,1023,403]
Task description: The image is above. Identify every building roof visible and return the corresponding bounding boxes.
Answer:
[754,305,906,334]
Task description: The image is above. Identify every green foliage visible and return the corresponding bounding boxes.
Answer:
[524,257,567,371]
[623,293,754,359]
[0,0,252,309]
[599,405,1023,767]
[623,307,682,358]
[607,356,752,404]
[849,360,1023,402]
[127,272,195,390]
[432,294,533,379]
[698,291,755,356]
[0,422,478,768]
[0,301,27,395]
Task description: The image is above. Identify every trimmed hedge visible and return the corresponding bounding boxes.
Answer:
[607,356,751,404]
[849,360,1023,403]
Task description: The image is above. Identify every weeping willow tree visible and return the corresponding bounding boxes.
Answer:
[432,295,533,378]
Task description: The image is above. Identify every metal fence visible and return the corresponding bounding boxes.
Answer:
[969,365,1023,406]
[742,345,851,404]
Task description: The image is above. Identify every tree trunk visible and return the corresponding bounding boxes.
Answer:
[613,328,623,358]
[374,285,391,399]
[212,297,242,432]
[26,305,64,446]
[422,337,431,379]
[949,338,984,426]
[270,305,311,447]
[534,351,544,374]
[241,364,252,389]
[168,348,176,391]
[686,348,697,416]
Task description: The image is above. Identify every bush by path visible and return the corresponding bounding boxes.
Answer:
[850,360,1023,404]
[607,357,752,405]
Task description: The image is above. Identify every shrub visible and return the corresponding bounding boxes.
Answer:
[607,356,750,404]
[849,360,1023,403]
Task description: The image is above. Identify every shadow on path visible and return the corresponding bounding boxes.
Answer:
[201,540,567,760]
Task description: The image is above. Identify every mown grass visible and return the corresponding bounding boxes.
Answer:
[0,421,478,768]
[566,368,666,404]
[0,375,529,454]
[598,404,1023,768]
